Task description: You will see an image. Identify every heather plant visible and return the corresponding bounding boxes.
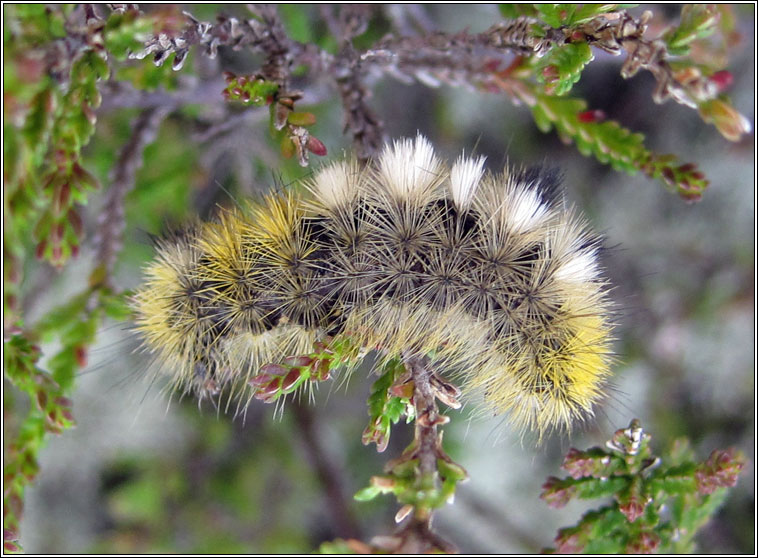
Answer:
[3,4,752,553]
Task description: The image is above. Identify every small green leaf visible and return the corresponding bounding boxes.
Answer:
[536,42,593,96]
[664,5,720,55]
[499,4,539,19]
[535,4,576,28]
[568,5,631,26]
[287,111,317,126]
[353,485,381,502]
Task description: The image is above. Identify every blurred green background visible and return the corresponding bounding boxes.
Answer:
[8,4,754,553]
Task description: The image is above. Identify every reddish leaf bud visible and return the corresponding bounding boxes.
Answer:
[541,65,559,81]
[618,497,646,523]
[709,70,733,92]
[280,368,302,392]
[562,448,613,479]
[306,136,327,156]
[661,166,676,184]
[260,363,289,376]
[282,355,314,368]
[555,531,584,554]
[248,373,273,387]
[68,209,83,237]
[54,149,68,170]
[316,358,331,380]
[625,531,660,554]
[75,346,88,368]
[4,528,19,544]
[35,240,48,260]
[370,475,396,489]
[278,97,295,109]
[53,396,73,408]
[254,379,281,401]
[390,381,414,399]
[540,476,576,508]
[695,449,744,494]
[570,30,586,41]
[53,222,66,243]
[577,109,606,123]
[55,182,72,214]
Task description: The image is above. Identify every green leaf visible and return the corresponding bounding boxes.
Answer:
[537,42,593,96]
[224,75,279,106]
[499,4,539,19]
[353,485,381,502]
[573,476,630,500]
[568,5,634,26]
[664,5,720,56]
[545,421,744,554]
[384,395,407,423]
[287,111,317,126]
[535,4,576,28]
[101,291,133,321]
[531,93,646,173]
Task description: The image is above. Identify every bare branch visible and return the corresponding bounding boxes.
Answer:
[94,106,172,279]
[293,402,362,540]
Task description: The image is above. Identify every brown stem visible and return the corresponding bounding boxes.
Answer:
[98,79,228,112]
[335,45,385,164]
[94,106,171,280]
[248,4,293,90]
[406,356,438,491]
[329,6,384,163]
[374,354,458,554]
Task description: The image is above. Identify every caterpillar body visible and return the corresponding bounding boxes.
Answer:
[132,135,614,437]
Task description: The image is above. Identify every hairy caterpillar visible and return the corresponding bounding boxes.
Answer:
[132,135,614,437]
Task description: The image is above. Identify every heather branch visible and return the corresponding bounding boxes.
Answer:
[124,5,749,183]
[574,10,729,111]
[330,6,384,162]
[129,8,276,71]
[245,5,293,89]
[94,105,172,280]
[98,78,228,111]
[354,356,467,553]
[541,419,745,554]
[359,18,559,91]
[406,356,443,510]
[293,402,361,539]
[129,5,324,81]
